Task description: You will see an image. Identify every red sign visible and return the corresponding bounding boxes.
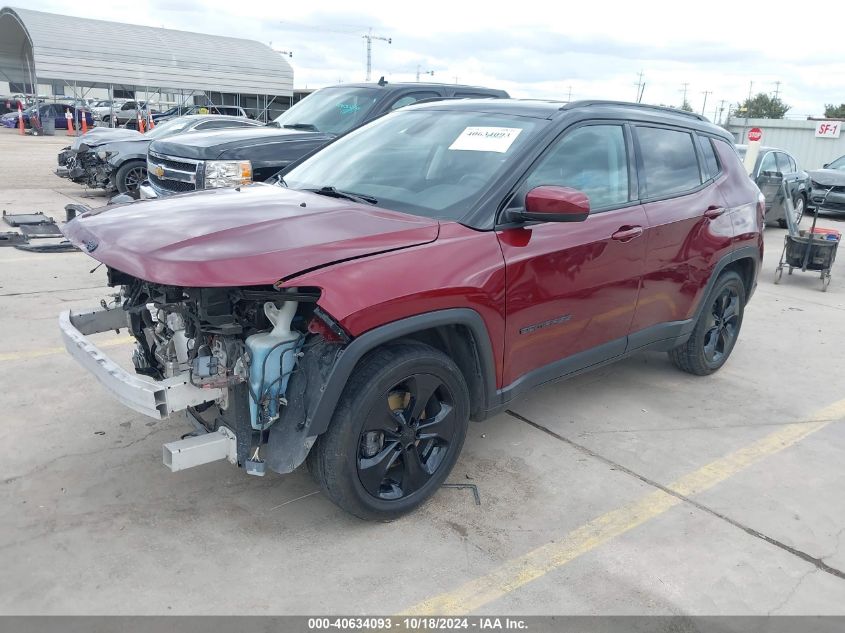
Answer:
[748,127,763,142]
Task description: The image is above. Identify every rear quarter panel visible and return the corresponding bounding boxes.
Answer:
[714,140,765,275]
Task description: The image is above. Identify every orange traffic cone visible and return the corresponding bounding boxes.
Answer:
[65,108,74,136]
[17,102,24,135]
[137,111,145,133]
[80,109,88,134]
[147,111,155,130]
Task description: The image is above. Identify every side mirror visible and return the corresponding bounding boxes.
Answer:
[823,163,830,168]
[521,186,590,222]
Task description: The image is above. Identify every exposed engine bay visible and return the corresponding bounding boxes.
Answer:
[64,149,117,191]
[104,267,347,475]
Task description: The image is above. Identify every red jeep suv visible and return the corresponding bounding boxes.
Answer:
[61,99,764,519]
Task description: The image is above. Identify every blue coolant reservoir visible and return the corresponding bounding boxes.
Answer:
[246,301,301,430]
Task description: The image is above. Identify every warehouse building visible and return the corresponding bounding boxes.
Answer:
[0,7,294,121]
[726,117,845,170]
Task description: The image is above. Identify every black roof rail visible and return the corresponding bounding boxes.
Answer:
[560,100,709,122]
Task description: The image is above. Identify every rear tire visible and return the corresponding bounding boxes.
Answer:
[307,342,470,521]
[669,270,746,376]
[778,194,805,228]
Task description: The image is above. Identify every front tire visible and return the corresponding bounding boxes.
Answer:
[669,270,746,376]
[308,342,470,520]
[115,160,147,195]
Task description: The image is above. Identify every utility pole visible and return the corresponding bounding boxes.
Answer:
[416,64,433,82]
[567,85,572,102]
[701,90,712,115]
[680,82,689,107]
[362,28,391,81]
[634,71,644,102]
[773,80,781,99]
[717,99,727,125]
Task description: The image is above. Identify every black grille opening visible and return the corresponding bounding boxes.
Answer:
[150,173,196,193]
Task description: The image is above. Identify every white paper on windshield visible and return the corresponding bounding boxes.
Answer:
[448,127,522,153]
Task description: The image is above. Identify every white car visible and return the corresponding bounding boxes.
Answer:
[99,100,156,126]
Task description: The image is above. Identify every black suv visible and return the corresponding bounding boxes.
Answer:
[139,81,508,199]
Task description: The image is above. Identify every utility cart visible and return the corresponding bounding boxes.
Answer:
[775,185,840,292]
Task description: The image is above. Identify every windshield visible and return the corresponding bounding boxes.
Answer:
[273,87,380,135]
[828,155,845,170]
[284,109,543,221]
[144,116,196,139]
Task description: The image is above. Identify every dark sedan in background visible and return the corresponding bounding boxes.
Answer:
[737,144,809,228]
[807,154,845,216]
[0,103,93,130]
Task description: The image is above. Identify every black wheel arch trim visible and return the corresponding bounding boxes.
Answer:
[308,308,498,439]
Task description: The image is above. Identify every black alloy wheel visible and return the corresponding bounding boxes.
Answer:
[357,374,457,500]
[669,270,746,376]
[702,286,740,365]
[116,160,147,195]
[308,342,470,520]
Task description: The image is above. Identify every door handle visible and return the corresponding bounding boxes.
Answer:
[611,225,644,242]
[704,206,725,219]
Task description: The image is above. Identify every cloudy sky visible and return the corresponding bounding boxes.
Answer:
[22,0,844,119]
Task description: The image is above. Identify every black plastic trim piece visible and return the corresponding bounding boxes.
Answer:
[306,308,498,437]
[488,338,627,417]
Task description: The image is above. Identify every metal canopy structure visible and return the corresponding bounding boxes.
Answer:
[0,7,293,98]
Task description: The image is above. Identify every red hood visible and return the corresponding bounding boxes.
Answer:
[62,184,440,287]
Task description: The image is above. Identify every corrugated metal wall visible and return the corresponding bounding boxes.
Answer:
[726,117,845,170]
[2,7,293,96]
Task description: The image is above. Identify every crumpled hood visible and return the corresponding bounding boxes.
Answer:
[74,128,143,151]
[62,183,439,287]
[808,169,845,187]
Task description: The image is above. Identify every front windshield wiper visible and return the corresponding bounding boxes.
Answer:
[283,122,320,132]
[306,186,377,205]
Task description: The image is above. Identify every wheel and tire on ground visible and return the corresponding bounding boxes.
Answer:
[669,270,746,376]
[778,194,806,228]
[308,341,470,520]
[115,160,147,195]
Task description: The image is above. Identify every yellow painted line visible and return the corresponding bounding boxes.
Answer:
[403,399,845,615]
[0,336,133,363]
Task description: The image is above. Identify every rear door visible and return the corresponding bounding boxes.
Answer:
[628,126,734,342]
[498,122,647,386]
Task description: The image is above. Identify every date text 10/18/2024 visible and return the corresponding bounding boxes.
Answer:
[307,617,529,630]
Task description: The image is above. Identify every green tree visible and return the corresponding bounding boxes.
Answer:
[679,100,694,112]
[824,103,845,118]
[735,93,790,119]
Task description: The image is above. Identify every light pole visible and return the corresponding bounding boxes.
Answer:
[363,28,391,81]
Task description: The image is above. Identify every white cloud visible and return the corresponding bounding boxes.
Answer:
[19,0,844,117]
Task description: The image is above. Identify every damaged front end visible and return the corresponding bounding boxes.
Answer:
[64,148,118,191]
[60,268,347,476]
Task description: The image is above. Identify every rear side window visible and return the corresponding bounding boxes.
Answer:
[637,127,701,197]
[523,124,629,210]
[697,136,720,180]
[389,92,441,110]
